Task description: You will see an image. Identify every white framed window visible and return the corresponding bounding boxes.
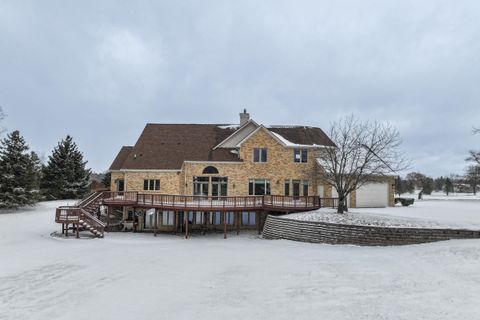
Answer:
[248,179,271,195]
[225,212,235,225]
[242,212,256,225]
[144,179,160,191]
[195,212,204,224]
[294,149,308,163]
[253,148,267,163]
[210,212,222,225]
[162,211,174,226]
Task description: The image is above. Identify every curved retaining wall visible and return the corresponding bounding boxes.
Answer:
[262,215,480,246]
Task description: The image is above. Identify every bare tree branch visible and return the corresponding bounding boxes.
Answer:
[317,115,409,213]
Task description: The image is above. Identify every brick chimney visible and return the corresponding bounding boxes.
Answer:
[239,109,250,126]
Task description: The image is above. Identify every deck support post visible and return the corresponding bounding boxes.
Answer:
[154,210,158,237]
[106,206,111,231]
[133,207,137,233]
[203,212,207,235]
[62,223,65,235]
[76,223,79,239]
[185,212,189,239]
[223,211,227,239]
[174,210,178,235]
[236,211,240,235]
[66,223,69,237]
[258,211,263,235]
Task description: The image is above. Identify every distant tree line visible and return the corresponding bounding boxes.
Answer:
[0,109,92,208]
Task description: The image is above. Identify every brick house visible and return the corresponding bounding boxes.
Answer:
[105,111,394,234]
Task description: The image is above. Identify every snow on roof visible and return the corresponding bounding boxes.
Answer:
[216,124,239,129]
[270,131,323,148]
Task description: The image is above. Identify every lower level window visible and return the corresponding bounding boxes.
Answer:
[210,212,222,225]
[162,211,174,225]
[242,212,256,225]
[195,212,204,224]
[225,212,235,225]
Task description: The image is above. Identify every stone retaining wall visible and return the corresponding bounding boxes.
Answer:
[262,215,480,246]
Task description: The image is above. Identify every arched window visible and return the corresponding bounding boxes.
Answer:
[202,166,219,174]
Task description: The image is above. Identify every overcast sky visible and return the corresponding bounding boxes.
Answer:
[1,0,480,176]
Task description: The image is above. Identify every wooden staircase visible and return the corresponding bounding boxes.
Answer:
[55,191,106,238]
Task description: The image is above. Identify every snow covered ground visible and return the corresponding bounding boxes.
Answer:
[1,200,480,320]
[286,198,480,230]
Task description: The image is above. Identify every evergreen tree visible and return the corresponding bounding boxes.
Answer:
[102,172,111,189]
[0,130,39,208]
[41,135,91,200]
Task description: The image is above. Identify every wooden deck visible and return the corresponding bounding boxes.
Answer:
[54,191,338,239]
[100,191,338,212]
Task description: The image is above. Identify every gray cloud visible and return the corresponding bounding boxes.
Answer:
[1,0,480,176]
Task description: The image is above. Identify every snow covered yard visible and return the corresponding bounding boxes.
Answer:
[1,201,480,320]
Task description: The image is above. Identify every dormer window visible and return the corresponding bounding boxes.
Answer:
[294,149,308,163]
[253,148,267,163]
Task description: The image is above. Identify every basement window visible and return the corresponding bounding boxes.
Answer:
[144,179,160,191]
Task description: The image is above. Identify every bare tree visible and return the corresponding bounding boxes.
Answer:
[0,106,4,134]
[317,115,408,213]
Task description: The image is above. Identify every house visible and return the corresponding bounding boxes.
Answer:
[55,111,394,238]
[105,111,394,233]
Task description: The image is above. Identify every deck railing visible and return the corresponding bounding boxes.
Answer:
[100,191,338,211]
[55,206,81,223]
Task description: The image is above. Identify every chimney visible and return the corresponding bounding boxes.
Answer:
[239,109,250,126]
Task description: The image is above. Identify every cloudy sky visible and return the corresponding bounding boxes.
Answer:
[1,0,479,176]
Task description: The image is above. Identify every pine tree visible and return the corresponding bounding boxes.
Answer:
[0,130,39,208]
[41,135,91,200]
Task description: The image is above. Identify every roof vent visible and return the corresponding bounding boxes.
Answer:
[239,109,250,126]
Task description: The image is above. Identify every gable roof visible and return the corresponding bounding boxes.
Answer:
[111,124,241,170]
[267,126,336,147]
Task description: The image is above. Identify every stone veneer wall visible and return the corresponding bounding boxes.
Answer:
[109,127,396,207]
[262,215,480,246]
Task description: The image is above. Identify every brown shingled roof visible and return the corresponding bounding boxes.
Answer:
[267,126,336,147]
[109,146,133,170]
[109,123,335,171]
[116,124,241,170]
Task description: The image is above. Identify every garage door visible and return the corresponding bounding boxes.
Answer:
[356,183,388,208]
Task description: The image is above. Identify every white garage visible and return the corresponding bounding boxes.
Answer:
[355,183,389,208]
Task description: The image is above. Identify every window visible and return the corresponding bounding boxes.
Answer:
[303,180,309,196]
[242,212,256,225]
[210,212,222,225]
[284,180,290,196]
[253,148,267,163]
[294,149,308,163]
[225,212,235,225]
[195,212,204,224]
[162,211,174,226]
[193,177,209,196]
[248,179,271,195]
[292,180,301,197]
[144,179,160,191]
[202,166,219,174]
